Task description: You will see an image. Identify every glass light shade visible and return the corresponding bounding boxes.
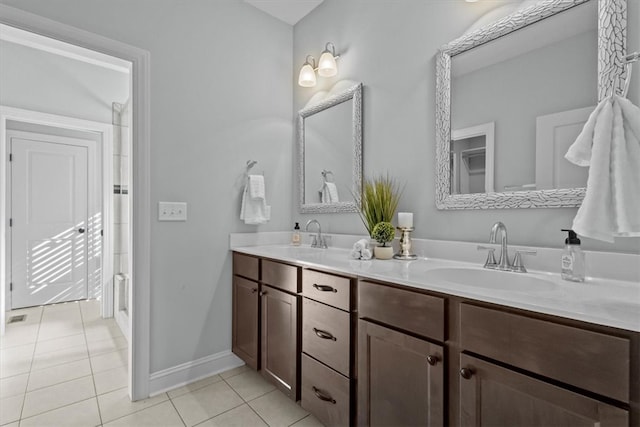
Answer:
[298,63,316,87]
[317,51,337,77]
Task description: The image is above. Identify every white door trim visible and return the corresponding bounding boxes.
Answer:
[0,4,151,401]
[2,109,112,313]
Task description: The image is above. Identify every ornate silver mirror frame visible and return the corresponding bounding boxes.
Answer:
[298,82,363,213]
[435,0,627,209]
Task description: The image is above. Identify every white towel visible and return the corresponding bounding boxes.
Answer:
[360,248,373,260]
[350,249,362,259]
[240,175,271,225]
[353,239,369,252]
[248,175,265,200]
[321,182,340,204]
[565,95,640,242]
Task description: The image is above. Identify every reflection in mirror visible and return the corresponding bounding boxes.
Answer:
[298,83,362,213]
[436,0,627,209]
[304,100,352,204]
[450,122,495,194]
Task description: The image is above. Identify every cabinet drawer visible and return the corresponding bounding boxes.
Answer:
[303,298,351,377]
[359,280,445,341]
[233,252,259,281]
[303,269,353,311]
[262,260,300,294]
[460,303,630,403]
[301,354,351,427]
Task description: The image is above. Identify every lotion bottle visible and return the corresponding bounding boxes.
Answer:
[291,222,301,246]
[561,229,585,282]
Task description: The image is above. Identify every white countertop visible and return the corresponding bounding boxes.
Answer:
[232,243,640,333]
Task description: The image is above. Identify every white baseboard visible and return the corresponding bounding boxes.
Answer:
[148,350,245,396]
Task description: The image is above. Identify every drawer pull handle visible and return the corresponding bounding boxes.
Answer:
[313,328,337,341]
[460,368,474,380]
[259,291,267,296]
[312,386,336,404]
[313,284,337,293]
[426,355,438,366]
[251,288,258,293]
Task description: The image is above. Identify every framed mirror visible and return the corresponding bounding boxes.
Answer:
[298,82,363,213]
[435,0,627,209]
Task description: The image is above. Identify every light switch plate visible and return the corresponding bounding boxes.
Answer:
[158,202,187,221]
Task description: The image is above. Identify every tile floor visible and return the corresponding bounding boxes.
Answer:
[1,300,323,426]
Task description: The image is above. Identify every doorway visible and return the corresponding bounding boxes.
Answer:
[8,130,98,309]
[0,4,151,400]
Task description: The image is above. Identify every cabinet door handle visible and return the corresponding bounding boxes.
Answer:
[251,288,258,293]
[312,386,336,404]
[460,368,474,379]
[313,328,337,341]
[426,355,439,366]
[312,283,337,293]
[259,291,267,296]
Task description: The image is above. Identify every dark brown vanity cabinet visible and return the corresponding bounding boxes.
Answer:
[357,280,445,427]
[232,253,260,370]
[301,269,356,427]
[232,253,301,401]
[457,303,634,427]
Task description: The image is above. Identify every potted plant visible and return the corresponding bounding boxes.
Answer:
[371,222,395,259]
[356,173,403,236]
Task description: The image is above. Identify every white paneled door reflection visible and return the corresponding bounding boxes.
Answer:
[10,133,89,308]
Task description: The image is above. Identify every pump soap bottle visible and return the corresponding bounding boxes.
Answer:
[292,223,301,246]
[561,229,585,282]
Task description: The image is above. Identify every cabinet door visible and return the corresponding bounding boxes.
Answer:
[459,354,629,427]
[358,320,444,426]
[261,285,299,400]
[232,276,259,369]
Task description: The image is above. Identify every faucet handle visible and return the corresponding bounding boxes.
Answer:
[309,234,318,248]
[511,249,537,273]
[477,245,497,269]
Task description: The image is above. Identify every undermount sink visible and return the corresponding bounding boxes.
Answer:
[424,267,557,292]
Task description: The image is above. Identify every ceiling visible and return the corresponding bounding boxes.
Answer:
[244,0,325,25]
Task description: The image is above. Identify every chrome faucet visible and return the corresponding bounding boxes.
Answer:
[489,221,511,270]
[305,219,327,249]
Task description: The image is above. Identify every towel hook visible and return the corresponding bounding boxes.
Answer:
[321,169,334,183]
[621,51,639,98]
[245,160,264,177]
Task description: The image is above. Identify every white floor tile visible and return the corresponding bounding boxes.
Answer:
[0,373,28,398]
[97,387,169,424]
[94,365,128,395]
[91,348,127,373]
[0,343,34,379]
[167,375,222,399]
[219,365,248,380]
[5,306,43,325]
[37,321,84,341]
[19,397,101,427]
[30,343,88,371]
[27,358,92,392]
[225,370,275,402]
[196,403,268,427]
[0,323,39,349]
[171,381,244,426]
[21,375,96,418]
[249,390,309,427]
[34,333,86,356]
[103,400,184,426]
[84,321,124,343]
[0,393,24,425]
[290,414,325,427]
[87,335,128,357]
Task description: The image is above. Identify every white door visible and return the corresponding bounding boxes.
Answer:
[10,132,89,308]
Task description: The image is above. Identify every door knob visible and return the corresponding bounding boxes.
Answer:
[78,228,85,234]
[426,355,439,366]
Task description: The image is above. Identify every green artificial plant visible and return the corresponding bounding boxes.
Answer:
[357,173,403,236]
[371,222,396,247]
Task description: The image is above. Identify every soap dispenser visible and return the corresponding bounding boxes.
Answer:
[561,229,585,282]
[292,222,301,246]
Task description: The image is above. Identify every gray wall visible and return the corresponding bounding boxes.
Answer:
[2,0,294,373]
[293,0,640,254]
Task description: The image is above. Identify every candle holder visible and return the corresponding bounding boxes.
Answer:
[394,227,417,260]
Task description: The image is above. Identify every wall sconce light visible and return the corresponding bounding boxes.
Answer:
[298,42,339,87]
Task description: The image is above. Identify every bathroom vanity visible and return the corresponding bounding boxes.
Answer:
[231,246,639,426]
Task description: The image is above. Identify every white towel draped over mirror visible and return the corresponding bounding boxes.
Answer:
[565,94,640,242]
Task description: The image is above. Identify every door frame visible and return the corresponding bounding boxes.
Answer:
[3,110,111,312]
[0,4,151,401]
